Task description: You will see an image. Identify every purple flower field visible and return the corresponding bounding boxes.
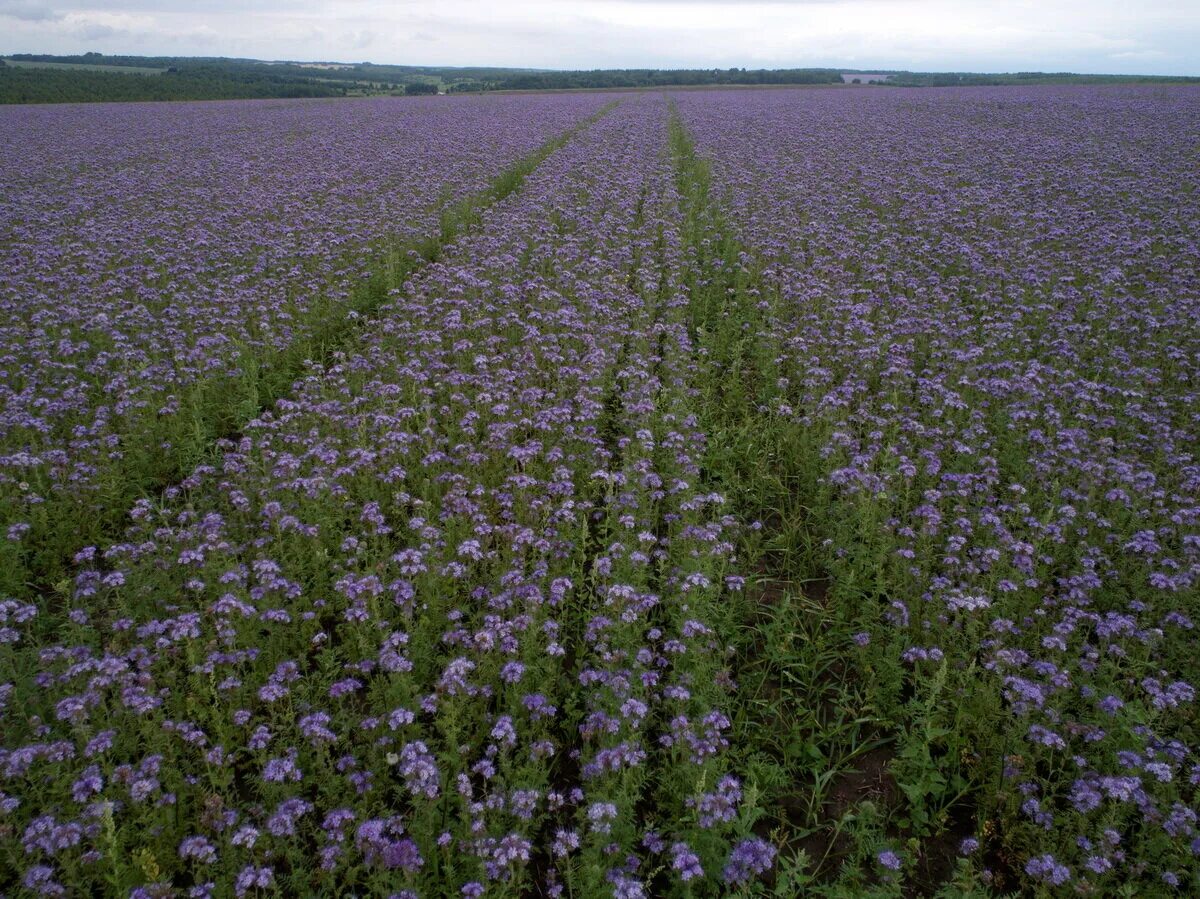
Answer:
[1,86,1198,896]
[0,94,606,597]
[674,85,1200,892]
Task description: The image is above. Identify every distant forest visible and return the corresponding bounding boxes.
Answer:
[2,53,1197,104]
[0,64,339,103]
[463,68,844,91]
[0,54,454,103]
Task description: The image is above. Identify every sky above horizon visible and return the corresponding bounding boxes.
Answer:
[1,0,1197,77]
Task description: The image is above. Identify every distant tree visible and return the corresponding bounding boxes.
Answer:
[404,82,438,95]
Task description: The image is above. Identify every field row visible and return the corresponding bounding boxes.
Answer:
[2,96,776,898]
[0,94,608,600]
[672,86,1200,893]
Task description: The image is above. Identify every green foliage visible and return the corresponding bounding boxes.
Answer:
[0,54,555,103]
[0,64,344,104]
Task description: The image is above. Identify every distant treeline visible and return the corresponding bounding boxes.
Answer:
[0,54,466,104]
[2,54,1197,104]
[0,63,346,104]
[476,67,1200,92]
[6,53,530,85]
[0,54,527,103]
[457,68,843,92]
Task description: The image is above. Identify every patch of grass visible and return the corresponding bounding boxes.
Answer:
[1,58,167,75]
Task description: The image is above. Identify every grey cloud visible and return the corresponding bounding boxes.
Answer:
[0,0,60,21]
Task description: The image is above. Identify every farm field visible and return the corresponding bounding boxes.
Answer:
[0,59,168,75]
[0,86,1198,897]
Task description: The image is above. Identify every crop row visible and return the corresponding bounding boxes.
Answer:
[673,86,1200,893]
[1,96,771,897]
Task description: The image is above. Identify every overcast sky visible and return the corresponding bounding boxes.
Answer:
[1,0,1197,76]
